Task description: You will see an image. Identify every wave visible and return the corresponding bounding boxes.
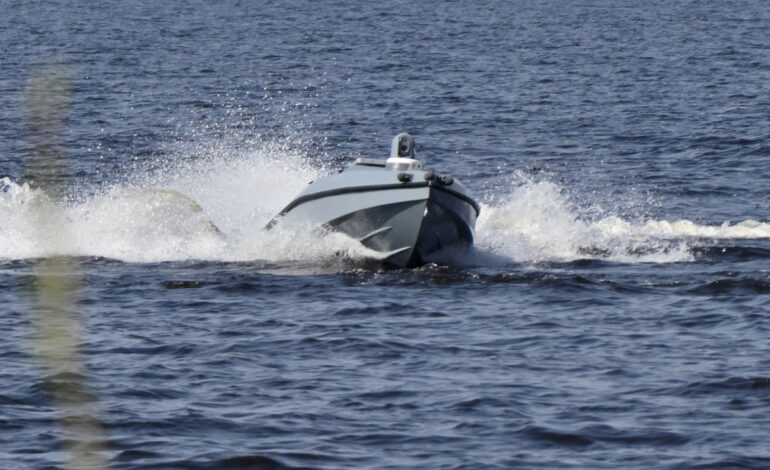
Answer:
[475,180,770,264]
[0,143,379,264]
[2,144,770,266]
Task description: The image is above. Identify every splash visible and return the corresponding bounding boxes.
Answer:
[0,141,379,264]
[475,180,770,264]
[3,146,770,266]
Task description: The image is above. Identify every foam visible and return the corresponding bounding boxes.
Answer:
[0,142,375,264]
[2,148,769,266]
[475,180,770,264]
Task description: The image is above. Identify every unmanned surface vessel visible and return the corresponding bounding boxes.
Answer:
[269,134,480,267]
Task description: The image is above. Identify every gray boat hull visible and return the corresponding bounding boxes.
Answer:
[270,161,479,267]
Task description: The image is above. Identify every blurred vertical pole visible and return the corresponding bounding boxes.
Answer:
[23,62,108,470]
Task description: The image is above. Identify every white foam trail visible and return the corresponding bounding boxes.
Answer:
[3,149,770,265]
[475,180,770,264]
[0,141,376,264]
[595,217,770,239]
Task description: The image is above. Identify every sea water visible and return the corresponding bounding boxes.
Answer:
[2,1,770,468]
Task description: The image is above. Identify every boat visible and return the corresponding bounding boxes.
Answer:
[267,133,480,267]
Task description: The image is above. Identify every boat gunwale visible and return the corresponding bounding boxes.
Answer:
[273,181,481,220]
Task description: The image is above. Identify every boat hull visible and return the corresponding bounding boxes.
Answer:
[271,167,479,267]
[327,186,476,266]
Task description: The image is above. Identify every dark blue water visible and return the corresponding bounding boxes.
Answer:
[3,1,770,468]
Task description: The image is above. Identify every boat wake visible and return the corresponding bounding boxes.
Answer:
[475,181,770,265]
[0,142,385,265]
[2,144,769,267]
